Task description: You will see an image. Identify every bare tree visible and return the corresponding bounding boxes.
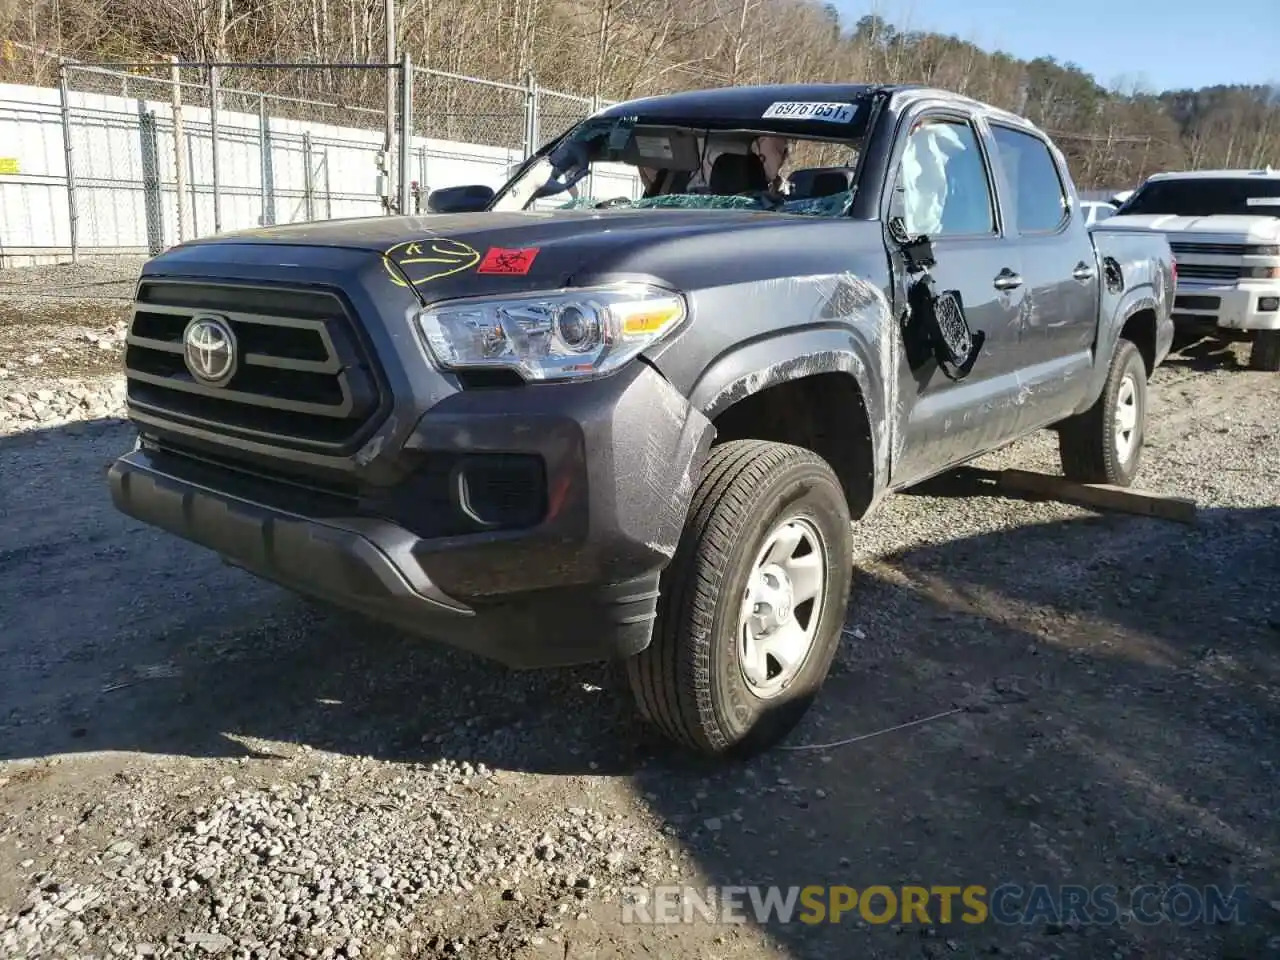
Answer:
[3,0,1277,185]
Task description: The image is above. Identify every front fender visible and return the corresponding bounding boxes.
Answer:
[642,270,899,504]
[688,326,884,419]
[689,326,894,504]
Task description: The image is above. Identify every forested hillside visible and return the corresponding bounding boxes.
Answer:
[2,0,1277,188]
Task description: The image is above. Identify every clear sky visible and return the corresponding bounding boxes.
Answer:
[835,0,1280,93]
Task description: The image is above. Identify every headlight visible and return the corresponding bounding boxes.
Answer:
[1245,245,1280,256]
[416,284,686,382]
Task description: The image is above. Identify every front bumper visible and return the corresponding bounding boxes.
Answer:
[108,361,714,669]
[1172,283,1280,332]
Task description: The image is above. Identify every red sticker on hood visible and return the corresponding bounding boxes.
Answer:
[477,247,539,275]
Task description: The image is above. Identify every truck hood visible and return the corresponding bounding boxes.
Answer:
[159,209,880,301]
[1102,213,1280,243]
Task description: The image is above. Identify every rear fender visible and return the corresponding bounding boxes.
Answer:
[1078,230,1174,414]
[1078,283,1157,415]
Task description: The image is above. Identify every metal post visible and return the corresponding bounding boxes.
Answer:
[383,0,397,212]
[524,74,538,159]
[57,61,79,262]
[397,52,413,215]
[258,94,272,226]
[187,132,199,236]
[209,65,222,233]
[171,55,187,242]
[303,132,315,221]
[139,109,165,255]
[324,149,333,220]
[418,145,427,207]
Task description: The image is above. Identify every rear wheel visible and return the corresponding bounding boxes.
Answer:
[626,440,853,758]
[1057,338,1147,487]
[1249,330,1280,372]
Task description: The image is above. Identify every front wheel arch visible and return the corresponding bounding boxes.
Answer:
[680,332,892,518]
[709,370,879,521]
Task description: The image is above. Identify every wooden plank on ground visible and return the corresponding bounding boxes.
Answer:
[995,469,1199,524]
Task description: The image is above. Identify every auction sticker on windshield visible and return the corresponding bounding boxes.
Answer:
[762,101,857,124]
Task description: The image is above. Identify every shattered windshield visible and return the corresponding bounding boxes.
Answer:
[492,113,864,218]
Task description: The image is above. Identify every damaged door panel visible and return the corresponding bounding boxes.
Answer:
[884,110,1028,486]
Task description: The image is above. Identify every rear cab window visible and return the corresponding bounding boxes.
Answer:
[987,124,1070,233]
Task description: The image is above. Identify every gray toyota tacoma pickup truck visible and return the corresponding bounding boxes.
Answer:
[108,83,1174,757]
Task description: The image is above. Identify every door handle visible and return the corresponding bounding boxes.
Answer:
[1072,262,1096,282]
[993,269,1023,291]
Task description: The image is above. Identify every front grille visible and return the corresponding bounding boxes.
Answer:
[1174,294,1222,311]
[125,280,388,453]
[1175,263,1243,282]
[1169,241,1246,257]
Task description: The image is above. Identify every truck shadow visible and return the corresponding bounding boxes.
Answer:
[2,419,1278,957]
[1163,328,1252,372]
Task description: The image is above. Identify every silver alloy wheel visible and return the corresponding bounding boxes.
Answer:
[737,515,828,699]
[1114,374,1139,462]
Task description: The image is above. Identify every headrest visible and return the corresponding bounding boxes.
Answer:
[810,172,850,198]
[708,151,769,195]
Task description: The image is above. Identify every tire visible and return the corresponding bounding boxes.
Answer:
[1250,330,1280,372]
[625,439,853,758]
[1057,338,1147,487]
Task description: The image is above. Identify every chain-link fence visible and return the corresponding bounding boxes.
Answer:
[538,90,597,146]
[412,68,529,151]
[406,67,529,210]
[55,60,403,263]
[0,55,627,270]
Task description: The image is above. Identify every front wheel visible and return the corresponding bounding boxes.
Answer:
[1057,338,1147,487]
[1249,330,1280,371]
[626,440,853,758]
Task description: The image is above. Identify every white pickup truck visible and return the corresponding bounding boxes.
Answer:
[1104,168,1280,371]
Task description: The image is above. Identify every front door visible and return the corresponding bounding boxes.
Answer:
[887,111,1029,487]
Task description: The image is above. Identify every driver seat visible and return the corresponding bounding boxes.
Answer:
[708,152,769,195]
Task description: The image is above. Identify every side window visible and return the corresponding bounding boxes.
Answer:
[896,117,995,238]
[989,125,1069,233]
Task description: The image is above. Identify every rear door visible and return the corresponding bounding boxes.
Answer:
[983,120,1100,428]
[884,106,1030,487]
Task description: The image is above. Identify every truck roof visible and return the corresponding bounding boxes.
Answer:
[593,82,1039,138]
[1143,167,1280,182]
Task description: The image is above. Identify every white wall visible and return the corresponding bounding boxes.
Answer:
[0,81,642,266]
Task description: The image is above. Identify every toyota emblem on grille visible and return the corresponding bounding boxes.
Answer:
[183,314,237,386]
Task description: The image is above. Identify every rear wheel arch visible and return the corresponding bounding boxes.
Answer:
[1077,290,1158,415]
[1120,307,1159,376]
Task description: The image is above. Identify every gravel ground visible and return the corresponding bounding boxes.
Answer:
[0,259,136,388]
[1,261,1278,960]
